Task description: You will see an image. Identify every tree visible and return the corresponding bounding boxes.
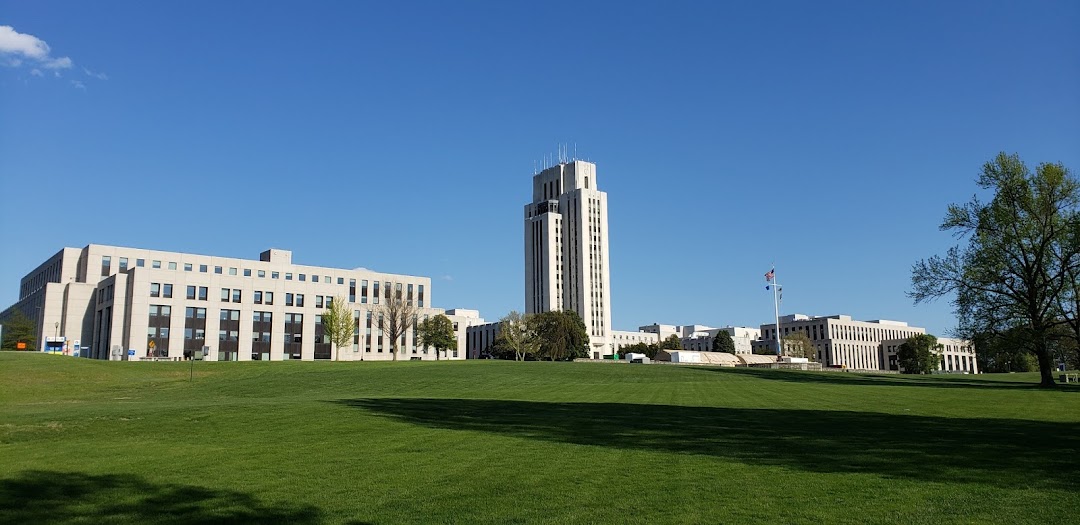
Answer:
[1,309,36,352]
[417,314,457,361]
[617,342,654,359]
[373,289,417,361]
[972,329,1038,373]
[911,153,1080,387]
[498,311,538,361]
[485,334,517,360]
[712,331,736,353]
[659,334,682,351]
[532,310,589,361]
[320,296,354,361]
[781,332,816,361]
[897,334,941,374]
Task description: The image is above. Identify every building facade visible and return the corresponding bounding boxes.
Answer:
[524,160,613,358]
[638,323,760,355]
[753,314,931,370]
[880,336,978,373]
[0,244,477,362]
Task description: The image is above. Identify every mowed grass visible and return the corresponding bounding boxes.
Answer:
[1,353,1078,524]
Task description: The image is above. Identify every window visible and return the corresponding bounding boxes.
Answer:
[326,297,333,307]
[232,289,241,303]
[200,264,208,273]
[312,275,319,283]
[372,282,379,304]
[244,269,252,277]
[101,256,111,277]
[338,277,345,285]
[184,263,193,272]
[272,272,279,279]
[316,296,324,308]
[153,260,162,269]
[150,283,161,297]
[296,294,305,307]
[286,293,294,306]
[186,286,196,300]
[265,291,274,305]
[198,286,208,301]
[299,274,306,282]
[119,257,128,271]
[136,258,145,267]
[163,284,173,298]
[168,262,177,270]
[361,280,368,303]
[350,279,357,302]
[215,266,222,274]
[254,291,263,304]
[258,270,265,278]
[325,276,331,284]
[221,288,230,302]
[285,273,293,280]
[229,267,237,276]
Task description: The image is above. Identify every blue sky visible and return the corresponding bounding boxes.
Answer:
[1,1,1078,337]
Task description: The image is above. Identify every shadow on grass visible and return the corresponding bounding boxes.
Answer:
[338,398,1080,491]
[694,366,1080,391]
[0,471,323,524]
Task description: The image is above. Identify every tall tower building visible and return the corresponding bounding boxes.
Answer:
[524,160,612,358]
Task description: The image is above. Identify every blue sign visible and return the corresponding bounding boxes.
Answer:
[128,349,136,356]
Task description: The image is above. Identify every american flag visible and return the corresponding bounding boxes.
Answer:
[764,269,774,282]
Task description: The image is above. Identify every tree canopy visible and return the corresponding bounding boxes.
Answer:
[712,331,736,353]
[659,334,682,351]
[911,153,1080,386]
[897,334,940,375]
[417,314,457,360]
[532,310,589,361]
[498,311,538,361]
[320,296,354,361]
[1,309,36,352]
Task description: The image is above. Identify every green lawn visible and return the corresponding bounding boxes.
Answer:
[1,353,1078,524]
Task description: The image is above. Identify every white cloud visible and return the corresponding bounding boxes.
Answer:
[83,66,107,80]
[440,275,454,281]
[43,56,72,70]
[30,68,42,76]
[70,80,85,90]
[0,25,51,60]
[0,25,74,72]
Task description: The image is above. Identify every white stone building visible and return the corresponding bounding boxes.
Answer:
[0,244,479,362]
[880,336,978,373]
[638,323,760,354]
[524,160,613,358]
[754,314,930,370]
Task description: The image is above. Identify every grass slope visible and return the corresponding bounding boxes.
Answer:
[1,353,1078,524]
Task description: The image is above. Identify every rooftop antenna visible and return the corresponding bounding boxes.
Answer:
[574,142,578,161]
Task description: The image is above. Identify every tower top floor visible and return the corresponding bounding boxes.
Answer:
[531,160,598,203]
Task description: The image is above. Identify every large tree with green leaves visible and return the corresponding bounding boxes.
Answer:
[498,310,538,361]
[532,310,589,361]
[911,153,1080,386]
[417,314,457,361]
[712,331,736,353]
[320,296,355,361]
[659,334,682,351]
[1,309,37,352]
[897,334,940,374]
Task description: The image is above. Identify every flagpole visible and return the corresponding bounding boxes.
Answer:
[772,270,781,356]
